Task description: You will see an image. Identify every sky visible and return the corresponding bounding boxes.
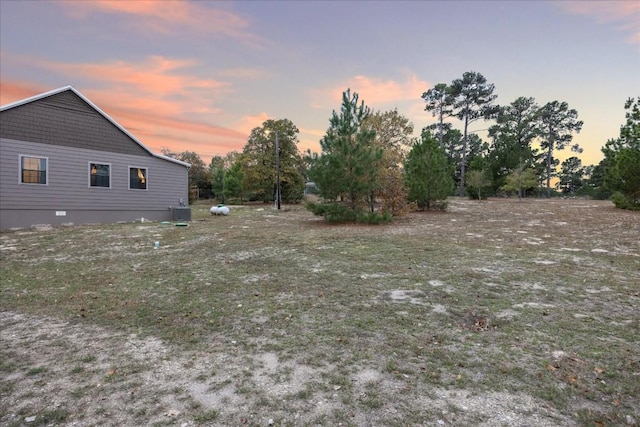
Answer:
[1,0,639,168]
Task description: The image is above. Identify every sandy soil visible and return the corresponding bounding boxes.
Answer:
[1,198,638,426]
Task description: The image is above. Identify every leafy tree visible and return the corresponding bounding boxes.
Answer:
[502,164,538,200]
[466,169,491,200]
[209,155,226,203]
[405,130,453,210]
[449,71,498,197]
[377,166,410,216]
[364,109,413,166]
[308,89,381,212]
[223,160,245,203]
[363,109,414,215]
[558,156,584,196]
[209,152,239,203]
[422,83,454,147]
[535,101,583,197]
[602,97,640,209]
[241,119,305,203]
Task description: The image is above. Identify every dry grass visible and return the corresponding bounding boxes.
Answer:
[1,198,639,426]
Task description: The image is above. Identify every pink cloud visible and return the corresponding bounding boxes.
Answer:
[554,1,640,44]
[311,73,431,111]
[0,80,50,106]
[217,67,270,80]
[230,113,326,155]
[56,0,263,46]
[0,75,248,162]
[235,112,271,136]
[0,52,228,118]
[105,106,248,157]
[0,51,273,160]
[297,127,326,154]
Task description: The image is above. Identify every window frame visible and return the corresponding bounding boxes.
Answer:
[128,166,148,191]
[88,162,112,189]
[19,155,48,185]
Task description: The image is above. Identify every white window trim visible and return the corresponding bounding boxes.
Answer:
[19,154,49,185]
[128,166,149,191]
[88,162,112,189]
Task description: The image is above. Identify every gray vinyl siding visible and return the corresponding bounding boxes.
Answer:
[1,138,188,230]
[0,90,150,156]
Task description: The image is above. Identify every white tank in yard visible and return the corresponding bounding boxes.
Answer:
[210,205,230,215]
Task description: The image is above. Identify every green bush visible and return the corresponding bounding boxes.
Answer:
[356,211,392,225]
[611,192,640,210]
[306,202,356,223]
[306,201,392,224]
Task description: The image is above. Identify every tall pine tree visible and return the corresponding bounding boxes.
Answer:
[449,71,498,197]
[405,130,453,210]
[309,89,380,211]
[535,101,583,198]
[603,97,640,209]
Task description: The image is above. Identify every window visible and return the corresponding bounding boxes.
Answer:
[129,167,147,190]
[89,163,110,188]
[20,155,47,184]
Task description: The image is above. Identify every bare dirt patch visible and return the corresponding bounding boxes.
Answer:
[1,198,638,426]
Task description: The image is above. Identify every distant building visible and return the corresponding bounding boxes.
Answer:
[304,181,318,195]
[0,86,190,230]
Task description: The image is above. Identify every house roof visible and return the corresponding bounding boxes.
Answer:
[0,85,190,168]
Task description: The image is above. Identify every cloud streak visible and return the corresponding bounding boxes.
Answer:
[1,78,248,159]
[56,0,264,46]
[2,52,231,117]
[311,73,430,111]
[555,0,640,44]
[0,51,252,159]
[54,56,228,115]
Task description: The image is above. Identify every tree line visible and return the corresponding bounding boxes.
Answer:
[164,70,640,220]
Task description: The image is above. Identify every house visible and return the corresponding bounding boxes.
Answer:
[0,86,191,230]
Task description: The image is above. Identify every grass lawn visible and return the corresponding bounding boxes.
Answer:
[1,198,638,426]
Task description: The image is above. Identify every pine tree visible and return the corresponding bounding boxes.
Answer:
[405,130,453,210]
[558,156,584,196]
[449,71,498,197]
[603,97,640,209]
[535,101,583,198]
[309,89,380,211]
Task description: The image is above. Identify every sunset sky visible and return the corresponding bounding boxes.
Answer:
[1,0,639,167]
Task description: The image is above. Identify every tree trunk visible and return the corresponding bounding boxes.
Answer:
[546,144,552,198]
[438,105,444,147]
[546,125,553,198]
[459,113,469,197]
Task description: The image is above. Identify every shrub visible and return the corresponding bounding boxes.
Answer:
[306,202,357,223]
[610,192,640,210]
[306,201,392,224]
[356,211,392,225]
